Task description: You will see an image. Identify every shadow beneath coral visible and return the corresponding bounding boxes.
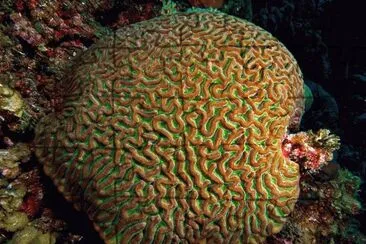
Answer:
[39,167,103,244]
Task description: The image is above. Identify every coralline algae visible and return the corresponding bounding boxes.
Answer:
[35,12,305,243]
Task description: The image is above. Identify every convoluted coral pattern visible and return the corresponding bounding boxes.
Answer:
[35,13,304,243]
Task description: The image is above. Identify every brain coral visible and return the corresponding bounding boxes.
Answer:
[35,12,305,243]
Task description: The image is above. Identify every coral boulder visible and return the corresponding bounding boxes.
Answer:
[35,12,305,243]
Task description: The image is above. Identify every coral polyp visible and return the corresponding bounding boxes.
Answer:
[35,12,306,243]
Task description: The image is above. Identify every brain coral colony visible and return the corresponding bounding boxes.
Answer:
[0,0,364,243]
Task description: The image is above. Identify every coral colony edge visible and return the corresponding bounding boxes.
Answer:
[16,8,351,244]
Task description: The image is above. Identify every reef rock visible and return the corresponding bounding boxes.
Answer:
[35,12,305,243]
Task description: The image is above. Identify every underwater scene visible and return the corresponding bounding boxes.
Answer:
[0,0,365,243]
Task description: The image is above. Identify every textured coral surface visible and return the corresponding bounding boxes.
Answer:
[35,12,304,243]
